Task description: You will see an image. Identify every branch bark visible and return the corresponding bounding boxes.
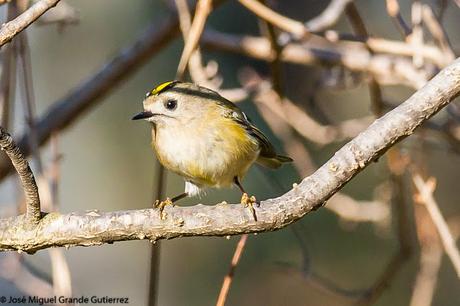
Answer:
[0,127,40,224]
[0,0,61,47]
[0,58,459,253]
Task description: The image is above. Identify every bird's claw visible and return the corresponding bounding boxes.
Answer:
[154,197,174,220]
[241,193,258,221]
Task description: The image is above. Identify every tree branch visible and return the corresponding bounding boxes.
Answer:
[0,58,459,253]
[201,30,430,89]
[0,127,40,225]
[0,0,61,47]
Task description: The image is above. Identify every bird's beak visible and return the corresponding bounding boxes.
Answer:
[132,111,154,120]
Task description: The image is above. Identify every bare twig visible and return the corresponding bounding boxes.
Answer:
[385,0,411,37]
[17,27,43,172]
[326,192,390,224]
[305,0,352,32]
[44,134,72,298]
[253,81,372,145]
[147,165,167,306]
[0,0,61,47]
[410,179,443,306]
[258,0,283,96]
[216,234,248,306]
[238,0,309,39]
[201,30,430,88]
[0,3,18,129]
[421,4,455,63]
[175,0,217,86]
[356,149,412,306]
[176,0,213,79]
[409,245,442,306]
[410,1,424,68]
[321,31,446,67]
[0,127,40,224]
[345,2,385,115]
[413,174,460,278]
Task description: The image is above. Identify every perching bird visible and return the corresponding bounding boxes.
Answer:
[132,81,292,219]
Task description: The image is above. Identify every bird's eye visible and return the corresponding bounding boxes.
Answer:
[164,99,177,110]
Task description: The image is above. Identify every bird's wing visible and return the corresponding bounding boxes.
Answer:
[221,104,278,159]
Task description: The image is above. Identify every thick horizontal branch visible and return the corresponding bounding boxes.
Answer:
[0,0,61,47]
[1,58,459,253]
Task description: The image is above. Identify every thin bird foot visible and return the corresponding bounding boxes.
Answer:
[154,197,174,220]
[240,193,258,221]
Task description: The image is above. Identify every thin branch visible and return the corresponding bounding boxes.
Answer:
[201,30,430,88]
[305,0,352,32]
[413,174,460,278]
[17,23,43,172]
[410,1,424,68]
[0,15,180,181]
[345,2,385,116]
[258,0,284,97]
[147,165,167,306]
[174,0,247,101]
[356,149,412,306]
[0,0,61,47]
[326,192,390,224]
[0,58,458,252]
[410,175,443,306]
[409,245,442,306]
[0,3,18,129]
[215,234,248,306]
[238,0,309,39]
[252,80,372,145]
[385,0,411,37]
[0,127,40,224]
[421,4,455,63]
[176,0,213,79]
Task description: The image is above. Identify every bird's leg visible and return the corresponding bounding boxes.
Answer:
[154,192,188,220]
[233,177,258,221]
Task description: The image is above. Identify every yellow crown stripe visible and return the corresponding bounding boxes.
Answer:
[150,80,179,96]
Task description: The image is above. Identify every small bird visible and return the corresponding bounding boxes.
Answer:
[132,81,292,219]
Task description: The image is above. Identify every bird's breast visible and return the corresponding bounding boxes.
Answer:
[152,118,259,187]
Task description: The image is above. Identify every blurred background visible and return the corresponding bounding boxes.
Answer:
[0,0,459,305]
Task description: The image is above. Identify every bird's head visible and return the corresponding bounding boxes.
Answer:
[132,81,225,127]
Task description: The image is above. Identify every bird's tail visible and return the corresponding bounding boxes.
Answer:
[257,154,293,169]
